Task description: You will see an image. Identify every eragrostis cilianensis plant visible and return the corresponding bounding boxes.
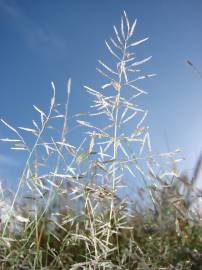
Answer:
[0,11,155,269]
[65,10,156,267]
[3,11,202,269]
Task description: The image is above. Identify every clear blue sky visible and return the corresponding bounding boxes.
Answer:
[0,0,202,189]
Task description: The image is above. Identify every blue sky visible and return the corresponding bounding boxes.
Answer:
[0,0,202,189]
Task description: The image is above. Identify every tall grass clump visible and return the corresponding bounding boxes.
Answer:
[0,11,202,270]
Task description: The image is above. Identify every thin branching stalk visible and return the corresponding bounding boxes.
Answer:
[2,83,56,236]
[79,11,155,261]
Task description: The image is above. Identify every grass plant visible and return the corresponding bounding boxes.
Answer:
[0,12,202,270]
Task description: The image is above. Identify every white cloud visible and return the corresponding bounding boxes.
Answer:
[0,0,21,18]
[26,27,66,52]
[0,0,66,53]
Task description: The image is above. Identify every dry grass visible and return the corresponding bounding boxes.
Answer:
[0,11,202,270]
